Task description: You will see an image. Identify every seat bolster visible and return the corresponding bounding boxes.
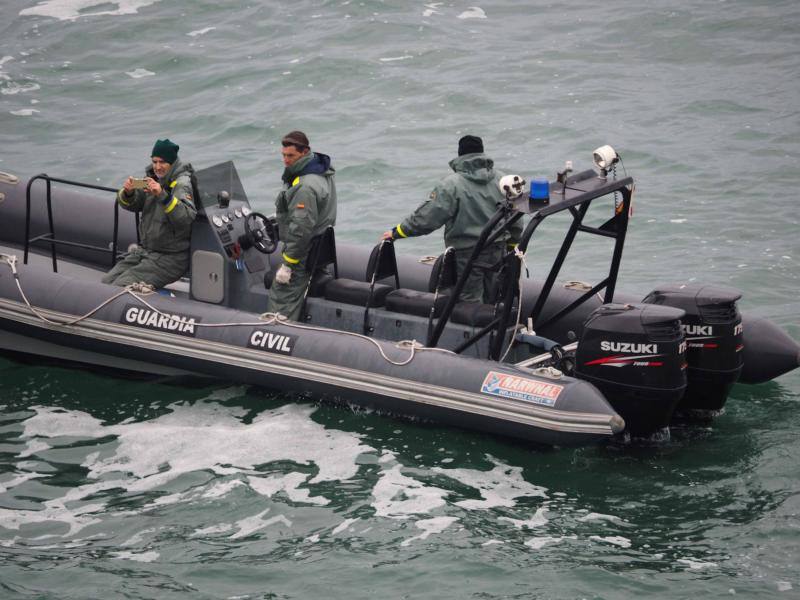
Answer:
[450,302,500,327]
[324,279,393,307]
[384,288,450,318]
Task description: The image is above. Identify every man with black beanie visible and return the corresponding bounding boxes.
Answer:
[102,138,197,288]
[382,135,521,303]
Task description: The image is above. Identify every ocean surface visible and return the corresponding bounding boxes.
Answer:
[1,1,799,598]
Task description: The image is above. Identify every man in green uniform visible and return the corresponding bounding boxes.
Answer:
[382,135,520,303]
[267,131,337,320]
[102,138,197,289]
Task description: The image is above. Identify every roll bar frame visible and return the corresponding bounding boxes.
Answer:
[427,169,634,360]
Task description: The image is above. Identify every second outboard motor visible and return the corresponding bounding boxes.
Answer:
[643,284,743,412]
[575,303,687,436]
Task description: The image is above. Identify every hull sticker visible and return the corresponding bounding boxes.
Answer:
[121,305,199,337]
[481,371,563,407]
[247,329,297,356]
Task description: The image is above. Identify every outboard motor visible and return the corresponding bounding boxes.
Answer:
[643,284,743,412]
[574,303,687,436]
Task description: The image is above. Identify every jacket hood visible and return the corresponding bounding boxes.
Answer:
[449,153,495,184]
[283,152,334,183]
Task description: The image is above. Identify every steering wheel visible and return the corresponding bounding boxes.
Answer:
[243,212,277,254]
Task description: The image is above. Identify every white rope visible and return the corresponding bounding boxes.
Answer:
[0,253,454,367]
[1,253,133,326]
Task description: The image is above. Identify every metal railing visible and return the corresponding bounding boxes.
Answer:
[24,174,135,272]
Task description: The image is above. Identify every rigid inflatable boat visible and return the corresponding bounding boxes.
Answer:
[0,158,797,446]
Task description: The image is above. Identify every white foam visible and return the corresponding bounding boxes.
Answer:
[0,502,102,537]
[0,471,46,493]
[13,403,373,536]
[676,557,717,570]
[400,516,459,546]
[379,55,413,62]
[423,3,442,17]
[10,108,40,116]
[1,82,40,95]
[202,479,245,499]
[191,523,233,537]
[19,439,50,458]
[434,457,547,510]
[120,527,157,546]
[20,0,161,21]
[590,535,631,548]
[525,534,576,550]
[22,406,105,438]
[80,402,371,490]
[111,550,159,562]
[126,68,154,79]
[331,518,358,536]
[777,581,793,592]
[187,27,215,37]
[458,7,487,19]
[670,218,687,224]
[229,509,291,539]
[372,463,448,519]
[499,507,548,529]
[578,512,624,524]
[248,472,330,506]
[0,56,13,67]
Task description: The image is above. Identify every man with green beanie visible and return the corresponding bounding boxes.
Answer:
[102,138,197,288]
[382,135,521,304]
[267,131,337,320]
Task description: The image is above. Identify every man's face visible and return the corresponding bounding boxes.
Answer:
[282,145,308,168]
[151,157,171,179]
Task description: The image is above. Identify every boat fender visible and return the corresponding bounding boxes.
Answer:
[0,171,19,185]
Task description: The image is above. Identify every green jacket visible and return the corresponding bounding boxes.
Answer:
[117,159,197,254]
[275,152,337,267]
[396,153,521,250]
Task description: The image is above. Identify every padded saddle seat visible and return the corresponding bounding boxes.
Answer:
[324,279,393,307]
[384,289,450,318]
[450,302,514,327]
[382,248,458,320]
[309,230,401,309]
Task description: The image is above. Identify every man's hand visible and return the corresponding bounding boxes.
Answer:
[144,177,162,195]
[122,176,135,194]
[381,230,394,241]
[274,264,292,285]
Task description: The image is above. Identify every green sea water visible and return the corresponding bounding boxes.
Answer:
[1,1,799,598]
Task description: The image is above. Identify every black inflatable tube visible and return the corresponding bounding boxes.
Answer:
[2,173,797,385]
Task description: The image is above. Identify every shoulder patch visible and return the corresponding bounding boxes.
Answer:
[296,203,305,209]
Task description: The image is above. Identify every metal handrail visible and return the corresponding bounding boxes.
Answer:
[24,174,123,272]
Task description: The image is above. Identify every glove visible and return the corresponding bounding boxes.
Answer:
[274,263,292,285]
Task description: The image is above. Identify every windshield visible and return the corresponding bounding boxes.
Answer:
[194,161,249,211]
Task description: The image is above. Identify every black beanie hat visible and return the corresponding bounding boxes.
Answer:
[151,138,179,164]
[458,135,483,156]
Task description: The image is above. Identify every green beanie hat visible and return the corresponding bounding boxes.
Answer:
[151,138,179,164]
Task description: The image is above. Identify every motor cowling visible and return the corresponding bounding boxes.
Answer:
[643,283,743,411]
[574,303,687,436]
